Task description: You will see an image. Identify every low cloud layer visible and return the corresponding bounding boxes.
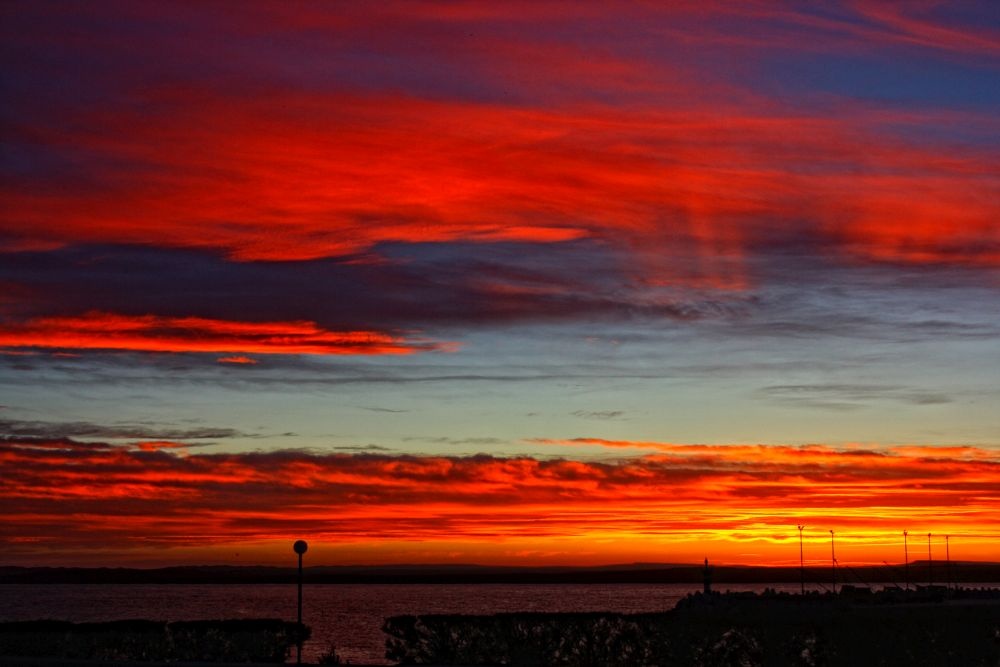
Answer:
[3,437,997,563]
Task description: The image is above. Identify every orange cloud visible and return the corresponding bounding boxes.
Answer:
[2,438,998,566]
[0,312,447,356]
[216,355,258,365]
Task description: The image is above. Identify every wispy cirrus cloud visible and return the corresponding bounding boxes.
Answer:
[403,437,510,447]
[755,384,954,411]
[0,312,447,356]
[0,418,245,441]
[4,90,997,269]
[1,2,998,366]
[216,355,258,365]
[571,410,626,421]
[0,241,718,361]
[4,2,999,273]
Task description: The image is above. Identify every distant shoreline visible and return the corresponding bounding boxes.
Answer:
[3,562,999,585]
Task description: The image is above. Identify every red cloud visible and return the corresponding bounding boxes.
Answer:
[0,11,1000,276]
[2,438,998,565]
[0,312,447,356]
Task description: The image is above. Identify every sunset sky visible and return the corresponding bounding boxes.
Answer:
[2,1,999,568]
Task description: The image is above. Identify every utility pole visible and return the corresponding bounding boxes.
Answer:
[927,533,933,587]
[903,530,909,593]
[945,535,951,591]
[797,525,805,595]
[829,530,836,594]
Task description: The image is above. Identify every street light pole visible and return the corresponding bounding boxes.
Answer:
[293,540,309,665]
[797,525,805,595]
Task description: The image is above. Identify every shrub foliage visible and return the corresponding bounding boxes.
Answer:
[0,618,309,663]
[384,595,1000,666]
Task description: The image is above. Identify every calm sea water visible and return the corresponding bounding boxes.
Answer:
[0,582,835,663]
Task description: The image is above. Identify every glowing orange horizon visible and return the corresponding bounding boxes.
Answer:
[3,437,997,567]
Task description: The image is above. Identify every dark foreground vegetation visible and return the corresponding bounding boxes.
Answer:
[0,619,308,663]
[383,590,1000,666]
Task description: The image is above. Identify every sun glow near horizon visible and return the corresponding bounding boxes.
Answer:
[3,437,998,567]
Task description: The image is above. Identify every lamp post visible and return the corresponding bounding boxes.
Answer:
[293,540,308,665]
[903,530,909,593]
[797,525,805,595]
[829,530,836,594]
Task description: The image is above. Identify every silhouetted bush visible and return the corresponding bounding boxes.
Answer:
[317,640,343,664]
[383,594,1000,666]
[0,618,308,663]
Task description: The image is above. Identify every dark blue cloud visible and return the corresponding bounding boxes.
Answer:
[0,240,699,330]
